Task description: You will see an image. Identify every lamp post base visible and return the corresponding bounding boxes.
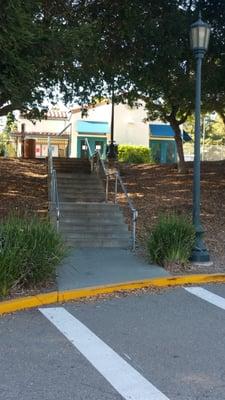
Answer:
[190,235,210,262]
[190,249,210,262]
[107,143,117,160]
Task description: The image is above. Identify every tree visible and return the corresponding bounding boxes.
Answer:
[67,1,196,172]
[67,1,225,172]
[0,0,89,117]
[197,1,225,125]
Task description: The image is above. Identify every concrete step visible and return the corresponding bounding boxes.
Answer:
[58,188,104,194]
[58,183,101,189]
[63,231,130,239]
[55,169,91,174]
[57,172,95,179]
[59,216,125,224]
[59,225,129,233]
[57,202,119,210]
[60,208,123,220]
[53,159,89,165]
[59,197,105,203]
[59,211,124,218]
[65,238,130,248]
[57,180,103,185]
[53,157,88,162]
[59,192,105,197]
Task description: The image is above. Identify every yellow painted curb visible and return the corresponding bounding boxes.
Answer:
[1,274,225,316]
[0,291,58,315]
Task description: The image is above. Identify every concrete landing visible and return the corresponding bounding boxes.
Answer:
[56,248,169,291]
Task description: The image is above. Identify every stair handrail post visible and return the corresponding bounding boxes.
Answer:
[114,171,138,252]
[91,157,94,172]
[48,146,60,229]
[105,173,109,203]
[115,172,118,204]
[132,209,138,252]
[52,168,60,230]
[48,145,53,205]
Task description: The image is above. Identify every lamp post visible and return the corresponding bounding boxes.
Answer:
[190,12,210,262]
[107,80,117,160]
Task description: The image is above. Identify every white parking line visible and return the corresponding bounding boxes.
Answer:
[185,287,225,311]
[40,307,170,400]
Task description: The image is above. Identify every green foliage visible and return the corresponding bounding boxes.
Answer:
[118,145,154,164]
[184,112,225,145]
[0,113,17,156]
[0,0,87,116]
[147,214,195,267]
[0,215,65,297]
[204,114,225,145]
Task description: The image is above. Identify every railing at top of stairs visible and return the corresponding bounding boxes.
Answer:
[84,138,138,251]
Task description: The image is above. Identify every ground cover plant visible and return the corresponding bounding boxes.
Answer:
[0,215,65,297]
[147,214,195,267]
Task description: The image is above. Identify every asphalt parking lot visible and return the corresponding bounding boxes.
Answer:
[1,284,225,400]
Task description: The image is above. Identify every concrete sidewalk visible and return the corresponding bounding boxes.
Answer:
[56,248,169,291]
[1,247,225,315]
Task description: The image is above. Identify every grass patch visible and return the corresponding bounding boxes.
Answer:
[0,215,65,297]
[147,214,195,267]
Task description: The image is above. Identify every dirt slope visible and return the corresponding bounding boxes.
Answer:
[116,161,225,272]
[0,158,48,219]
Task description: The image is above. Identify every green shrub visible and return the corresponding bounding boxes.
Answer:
[0,215,65,297]
[118,145,154,164]
[147,214,195,267]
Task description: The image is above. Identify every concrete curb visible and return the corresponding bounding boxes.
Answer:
[1,273,225,316]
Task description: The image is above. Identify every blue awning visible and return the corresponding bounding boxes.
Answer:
[76,120,109,134]
[150,124,174,138]
[149,124,192,142]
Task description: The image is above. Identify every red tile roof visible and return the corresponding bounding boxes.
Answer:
[20,110,68,120]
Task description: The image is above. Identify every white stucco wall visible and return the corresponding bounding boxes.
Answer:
[113,103,149,147]
[70,102,150,149]
[17,117,69,134]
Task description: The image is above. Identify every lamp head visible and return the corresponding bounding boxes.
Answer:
[190,12,210,56]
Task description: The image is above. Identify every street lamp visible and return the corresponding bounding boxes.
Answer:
[190,12,210,262]
[107,80,117,160]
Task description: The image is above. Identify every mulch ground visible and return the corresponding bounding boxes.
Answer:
[112,161,225,274]
[1,157,225,284]
[0,157,48,219]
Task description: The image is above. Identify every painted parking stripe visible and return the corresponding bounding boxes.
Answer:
[40,307,169,400]
[185,287,225,311]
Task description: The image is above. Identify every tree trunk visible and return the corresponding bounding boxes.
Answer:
[170,121,187,174]
[220,112,225,126]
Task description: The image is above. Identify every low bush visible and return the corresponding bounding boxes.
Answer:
[147,214,195,267]
[0,215,65,297]
[118,145,154,164]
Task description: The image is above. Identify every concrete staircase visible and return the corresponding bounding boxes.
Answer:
[53,158,130,248]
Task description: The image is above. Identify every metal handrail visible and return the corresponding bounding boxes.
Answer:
[85,138,109,202]
[114,172,138,252]
[48,146,60,231]
[84,138,137,251]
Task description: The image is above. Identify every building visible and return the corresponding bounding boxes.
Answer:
[69,101,150,159]
[12,109,71,158]
[12,102,190,162]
